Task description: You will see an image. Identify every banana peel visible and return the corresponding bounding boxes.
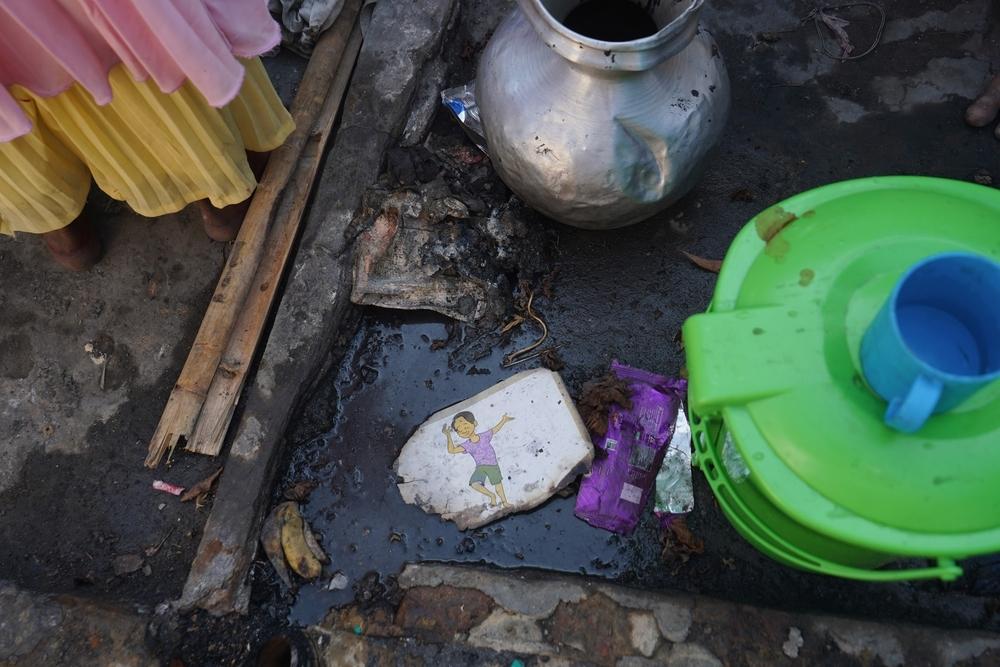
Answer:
[260,504,293,589]
[277,501,328,581]
[303,519,328,565]
[261,501,329,586]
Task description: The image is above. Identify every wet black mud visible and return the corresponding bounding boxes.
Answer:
[280,309,998,632]
[280,313,640,626]
[272,0,1000,631]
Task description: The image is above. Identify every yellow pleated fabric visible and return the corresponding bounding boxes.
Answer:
[0,100,91,235]
[0,58,293,236]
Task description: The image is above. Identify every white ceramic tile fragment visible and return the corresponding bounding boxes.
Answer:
[395,369,594,529]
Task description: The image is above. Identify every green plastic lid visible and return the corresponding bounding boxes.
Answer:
[685,177,1000,559]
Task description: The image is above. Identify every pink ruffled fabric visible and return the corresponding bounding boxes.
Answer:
[0,0,280,142]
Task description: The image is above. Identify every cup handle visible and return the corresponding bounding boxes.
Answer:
[885,375,943,433]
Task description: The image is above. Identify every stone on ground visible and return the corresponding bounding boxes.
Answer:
[308,564,1000,667]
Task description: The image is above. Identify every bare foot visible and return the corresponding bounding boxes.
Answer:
[197,150,271,242]
[966,74,1000,138]
[198,198,250,242]
[42,214,102,271]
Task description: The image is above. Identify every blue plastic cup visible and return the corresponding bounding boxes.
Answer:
[860,252,1000,433]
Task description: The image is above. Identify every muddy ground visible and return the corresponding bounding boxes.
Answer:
[1,0,999,664]
[0,49,306,608]
[270,0,1000,640]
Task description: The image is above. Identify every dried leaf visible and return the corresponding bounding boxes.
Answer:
[279,502,323,580]
[681,251,722,273]
[540,348,565,371]
[585,413,608,436]
[144,528,175,558]
[447,145,486,166]
[284,480,318,502]
[672,518,704,554]
[113,554,144,576]
[578,373,634,437]
[663,516,704,557]
[180,468,222,502]
[819,11,853,57]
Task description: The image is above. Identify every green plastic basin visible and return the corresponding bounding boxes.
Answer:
[683,177,1000,582]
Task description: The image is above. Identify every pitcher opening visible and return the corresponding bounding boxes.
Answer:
[539,0,695,43]
[520,0,704,71]
[563,1,658,42]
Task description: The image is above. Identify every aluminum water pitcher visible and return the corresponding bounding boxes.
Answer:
[477,0,730,229]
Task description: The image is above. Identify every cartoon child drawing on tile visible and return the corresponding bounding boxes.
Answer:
[443,411,513,508]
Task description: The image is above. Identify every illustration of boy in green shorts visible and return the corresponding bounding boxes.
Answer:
[443,411,514,508]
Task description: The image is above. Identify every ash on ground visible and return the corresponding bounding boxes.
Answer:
[349,137,556,332]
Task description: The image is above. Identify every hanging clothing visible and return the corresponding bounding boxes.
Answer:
[0,0,282,142]
[268,0,344,55]
[0,59,293,235]
[0,0,294,235]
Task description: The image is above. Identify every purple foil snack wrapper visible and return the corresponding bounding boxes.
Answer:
[574,361,687,534]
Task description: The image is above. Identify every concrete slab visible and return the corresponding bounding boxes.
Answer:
[306,564,1000,667]
[0,581,156,666]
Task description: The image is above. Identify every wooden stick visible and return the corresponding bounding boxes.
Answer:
[187,17,364,456]
[145,1,363,468]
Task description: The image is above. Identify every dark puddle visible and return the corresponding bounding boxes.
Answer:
[282,311,668,626]
[280,308,1000,632]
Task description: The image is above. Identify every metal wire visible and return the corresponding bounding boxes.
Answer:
[811,2,886,61]
[501,291,550,367]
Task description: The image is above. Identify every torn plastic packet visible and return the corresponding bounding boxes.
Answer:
[152,480,184,496]
[441,81,488,154]
[574,362,687,534]
[653,407,694,527]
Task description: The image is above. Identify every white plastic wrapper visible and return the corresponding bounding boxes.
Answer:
[653,408,694,519]
[441,81,488,154]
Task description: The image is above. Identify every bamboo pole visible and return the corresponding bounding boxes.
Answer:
[145,0,364,467]
[187,19,364,456]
